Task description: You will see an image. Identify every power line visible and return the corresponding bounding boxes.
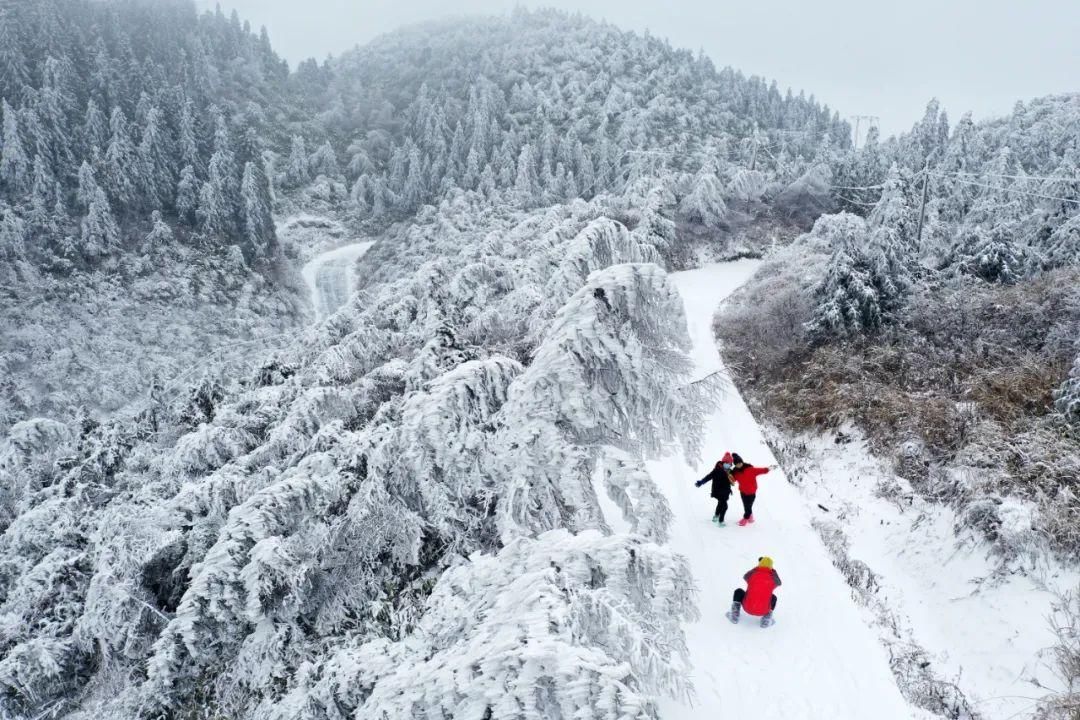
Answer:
[926,171,1080,205]
[930,168,1080,184]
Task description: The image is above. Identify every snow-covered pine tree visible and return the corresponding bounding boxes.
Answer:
[310,140,339,178]
[806,227,906,342]
[241,160,276,261]
[284,134,310,187]
[948,224,1030,284]
[26,155,55,232]
[0,8,30,100]
[199,142,239,240]
[178,99,203,174]
[513,143,540,206]
[1035,146,1080,267]
[176,164,200,225]
[0,208,26,262]
[144,210,173,254]
[81,185,120,259]
[138,106,174,211]
[868,163,917,253]
[0,98,30,195]
[104,107,140,214]
[81,99,108,156]
[544,217,662,309]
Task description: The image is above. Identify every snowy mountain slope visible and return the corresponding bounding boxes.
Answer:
[641,261,929,719]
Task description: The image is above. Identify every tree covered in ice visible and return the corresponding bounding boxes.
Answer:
[805,214,907,342]
[0,185,713,719]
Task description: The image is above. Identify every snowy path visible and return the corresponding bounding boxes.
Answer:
[649,261,925,719]
[300,242,374,320]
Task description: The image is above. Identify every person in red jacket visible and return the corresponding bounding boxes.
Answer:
[727,556,781,628]
[729,452,774,526]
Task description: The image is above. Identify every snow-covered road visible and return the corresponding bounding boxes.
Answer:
[300,241,374,320]
[648,261,926,719]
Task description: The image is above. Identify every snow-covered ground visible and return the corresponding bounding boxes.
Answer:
[640,261,931,719]
[300,241,374,320]
[777,428,1080,720]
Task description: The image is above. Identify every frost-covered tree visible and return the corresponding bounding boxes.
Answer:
[144,210,173,253]
[309,140,339,178]
[138,106,174,211]
[806,239,906,342]
[284,134,310,187]
[0,98,30,195]
[679,160,728,228]
[868,163,916,251]
[0,208,26,261]
[199,145,238,239]
[497,262,704,537]
[0,9,30,99]
[178,99,203,174]
[513,143,539,205]
[81,98,108,155]
[241,160,275,260]
[544,217,661,308]
[81,185,120,259]
[1034,147,1080,267]
[600,449,673,541]
[104,107,140,213]
[27,155,54,231]
[176,164,200,224]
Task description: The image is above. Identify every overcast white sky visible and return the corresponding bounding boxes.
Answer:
[198,0,1079,139]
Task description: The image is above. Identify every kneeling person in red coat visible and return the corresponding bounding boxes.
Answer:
[727,556,781,628]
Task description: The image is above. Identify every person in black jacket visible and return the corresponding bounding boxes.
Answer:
[694,452,735,525]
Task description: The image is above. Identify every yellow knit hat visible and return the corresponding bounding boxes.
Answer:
[758,556,774,569]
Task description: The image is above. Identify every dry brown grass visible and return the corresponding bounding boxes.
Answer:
[718,263,1080,557]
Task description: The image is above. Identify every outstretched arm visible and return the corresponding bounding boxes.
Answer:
[695,467,721,487]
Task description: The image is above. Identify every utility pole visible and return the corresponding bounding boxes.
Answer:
[850,115,879,148]
[914,149,939,247]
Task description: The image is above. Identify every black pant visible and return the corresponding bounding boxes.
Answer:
[733,588,777,610]
[713,497,729,521]
[740,493,756,519]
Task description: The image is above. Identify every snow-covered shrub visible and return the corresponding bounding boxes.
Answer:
[949,225,1032,284]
